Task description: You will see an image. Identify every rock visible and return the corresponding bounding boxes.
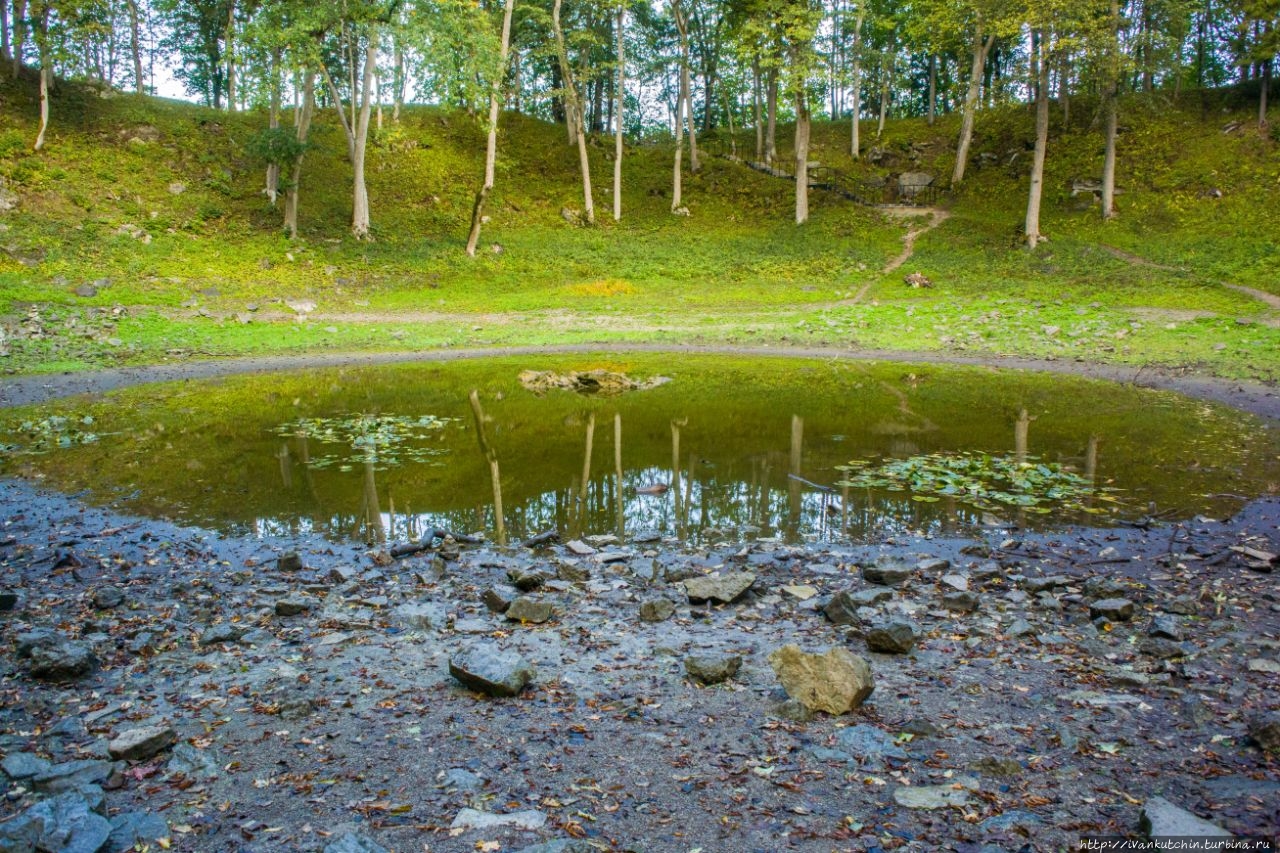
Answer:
[897,171,935,198]
[1247,658,1280,673]
[1090,598,1135,621]
[639,598,676,622]
[483,586,517,613]
[167,181,186,195]
[894,784,972,810]
[275,596,312,616]
[1006,618,1035,637]
[327,565,358,584]
[862,560,912,586]
[684,654,742,685]
[505,596,554,624]
[0,177,19,212]
[276,551,304,572]
[441,768,484,791]
[865,620,920,654]
[904,272,933,289]
[900,718,939,737]
[2,751,51,780]
[684,572,755,604]
[769,698,814,723]
[449,645,536,697]
[508,568,548,591]
[395,602,444,630]
[942,591,980,613]
[166,742,220,779]
[1139,796,1234,838]
[0,589,17,611]
[565,540,596,556]
[1248,713,1280,753]
[106,812,168,853]
[0,791,111,853]
[1139,637,1189,659]
[823,590,861,625]
[91,587,125,609]
[768,644,874,715]
[833,724,907,766]
[108,725,176,761]
[1148,615,1183,640]
[324,831,390,853]
[450,808,547,831]
[1023,575,1071,594]
[971,756,1022,777]
[32,759,112,793]
[199,624,244,646]
[978,810,1042,834]
[28,640,98,682]
[916,558,950,573]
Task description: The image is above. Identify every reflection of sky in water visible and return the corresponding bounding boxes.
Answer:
[250,460,1002,545]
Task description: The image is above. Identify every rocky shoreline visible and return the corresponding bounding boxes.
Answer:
[0,476,1278,852]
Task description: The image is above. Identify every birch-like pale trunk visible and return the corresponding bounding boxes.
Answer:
[673,0,698,173]
[927,53,936,125]
[466,0,517,256]
[952,28,994,185]
[266,49,281,205]
[765,67,777,164]
[552,0,594,223]
[1025,28,1051,249]
[321,63,356,161]
[351,29,379,240]
[672,59,685,211]
[795,90,810,224]
[1101,0,1120,220]
[125,0,143,94]
[850,7,864,157]
[752,55,763,160]
[33,8,49,150]
[225,0,236,112]
[612,5,624,222]
[284,69,316,239]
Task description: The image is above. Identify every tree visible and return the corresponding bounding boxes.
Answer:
[552,0,595,223]
[466,0,518,255]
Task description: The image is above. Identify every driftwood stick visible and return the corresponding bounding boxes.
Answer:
[390,529,482,558]
[522,529,560,549]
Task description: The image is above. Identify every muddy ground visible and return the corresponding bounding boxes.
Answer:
[0,471,1278,852]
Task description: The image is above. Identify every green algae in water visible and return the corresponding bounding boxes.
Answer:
[2,354,1276,544]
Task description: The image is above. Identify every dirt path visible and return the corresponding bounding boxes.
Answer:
[3,342,1277,420]
[843,207,950,305]
[1102,243,1280,311]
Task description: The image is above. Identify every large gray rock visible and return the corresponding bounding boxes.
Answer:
[1139,796,1234,838]
[91,587,125,610]
[166,742,219,779]
[1248,713,1280,754]
[27,639,98,682]
[639,598,675,622]
[108,725,176,761]
[32,759,112,793]
[897,172,935,198]
[865,620,920,654]
[513,841,598,853]
[683,572,755,604]
[823,590,862,625]
[505,597,554,624]
[450,808,546,831]
[106,812,168,853]
[768,644,874,715]
[893,784,972,809]
[449,646,536,697]
[2,751,51,780]
[684,654,742,685]
[324,831,390,853]
[862,561,912,586]
[0,792,111,853]
[1091,598,1136,621]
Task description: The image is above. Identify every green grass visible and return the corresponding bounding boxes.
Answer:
[0,75,1277,383]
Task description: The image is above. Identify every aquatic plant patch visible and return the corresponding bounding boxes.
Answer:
[270,413,451,471]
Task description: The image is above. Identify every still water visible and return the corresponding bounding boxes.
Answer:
[3,354,1276,545]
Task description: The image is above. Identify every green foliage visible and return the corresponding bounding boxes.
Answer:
[247,126,309,168]
[271,413,451,470]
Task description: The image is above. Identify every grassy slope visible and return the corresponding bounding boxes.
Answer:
[0,74,1277,381]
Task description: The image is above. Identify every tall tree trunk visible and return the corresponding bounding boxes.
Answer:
[285,69,316,239]
[1,1,9,68]
[1101,0,1120,220]
[613,5,624,222]
[672,54,685,211]
[795,88,810,224]
[850,7,864,157]
[321,63,356,161]
[1261,52,1271,129]
[952,29,994,185]
[552,0,593,223]
[33,8,48,150]
[1025,28,1051,249]
[466,0,516,256]
[752,55,762,160]
[673,0,698,173]
[266,49,282,206]
[13,0,27,78]
[765,66,777,164]
[1059,49,1070,125]
[392,42,404,121]
[225,0,235,112]
[876,41,892,138]
[125,0,143,94]
[927,53,936,125]
[351,29,378,240]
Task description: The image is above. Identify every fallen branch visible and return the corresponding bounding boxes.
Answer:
[522,529,560,549]
[389,529,482,558]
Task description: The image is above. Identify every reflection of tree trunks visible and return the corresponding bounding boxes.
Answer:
[788,415,803,533]
[614,414,624,539]
[757,459,771,533]
[469,390,506,545]
[1086,434,1098,481]
[1015,408,1030,464]
[671,419,686,537]
[363,460,385,543]
[841,483,849,536]
[682,452,695,532]
[577,412,596,533]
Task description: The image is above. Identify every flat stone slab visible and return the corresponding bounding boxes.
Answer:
[683,572,755,604]
[450,808,547,832]
[1140,796,1234,838]
[109,725,177,761]
[449,646,536,697]
[893,784,973,810]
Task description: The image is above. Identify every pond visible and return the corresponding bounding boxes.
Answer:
[2,354,1276,545]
